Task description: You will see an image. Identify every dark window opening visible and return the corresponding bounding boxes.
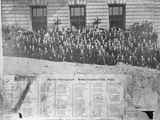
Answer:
[108,4,126,30]
[69,5,86,31]
[142,111,154,119]
[31,6,47,32]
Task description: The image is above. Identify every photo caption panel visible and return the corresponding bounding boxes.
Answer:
[20,74,127,120]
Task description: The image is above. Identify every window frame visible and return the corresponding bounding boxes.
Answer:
[31,6,47,31]
[69,5,86,30]
[108,4,126,29]
[31,6,47,17]
[69,5,86,17]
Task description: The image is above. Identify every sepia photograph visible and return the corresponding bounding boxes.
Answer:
[0,0,160,120]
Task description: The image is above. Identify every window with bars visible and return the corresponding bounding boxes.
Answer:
[70,5,86,30]
[109,4,126,29]
[31,6,47,31]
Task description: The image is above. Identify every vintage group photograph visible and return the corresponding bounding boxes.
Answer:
[0,0,160,120]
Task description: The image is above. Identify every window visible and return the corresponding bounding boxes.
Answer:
[31,6,47,31]
[32,7,47,17]
[70,5,86,30]
[109,4,126,29]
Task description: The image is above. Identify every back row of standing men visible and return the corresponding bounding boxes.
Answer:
[15,27,160,69]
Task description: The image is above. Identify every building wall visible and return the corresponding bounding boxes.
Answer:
[1,0,31,29]
[47,0,69,29]
[86,0,109,28]
[1,0,160,42]
[126,0,154,28]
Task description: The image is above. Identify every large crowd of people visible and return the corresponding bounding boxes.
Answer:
[14,27,160,69]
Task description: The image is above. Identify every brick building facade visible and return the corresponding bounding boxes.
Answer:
[1,0,160,44]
